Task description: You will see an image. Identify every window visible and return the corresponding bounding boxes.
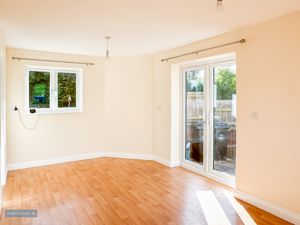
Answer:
[25,66,82,113]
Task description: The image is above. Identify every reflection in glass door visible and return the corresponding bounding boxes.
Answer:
[212,64,236,176]
[184,68,205,165]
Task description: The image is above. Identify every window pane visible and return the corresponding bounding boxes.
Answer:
[185,69,205,165]
[57,72,77,108]
[213,64,236,176]
[29,71,50,108]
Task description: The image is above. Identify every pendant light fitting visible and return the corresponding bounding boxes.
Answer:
[105,36,111,58]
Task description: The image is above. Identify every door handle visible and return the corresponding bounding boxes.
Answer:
[205,111,211,125]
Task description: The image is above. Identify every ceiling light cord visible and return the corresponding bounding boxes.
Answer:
[105,36,111,58]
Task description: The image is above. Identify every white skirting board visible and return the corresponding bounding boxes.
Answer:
[152,155,180,168]
[7,152,300,224]
[234,190,300,225]
[7,152,181,171]
[7,152,152,171]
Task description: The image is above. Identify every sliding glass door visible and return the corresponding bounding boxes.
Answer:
[183,59,236,182]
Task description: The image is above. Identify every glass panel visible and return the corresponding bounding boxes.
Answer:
[29,71,50,109]
[213,64,236,176]
[57,72,77,108]
[185,68,205,165]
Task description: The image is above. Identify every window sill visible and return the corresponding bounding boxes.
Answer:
[25,108,83,115]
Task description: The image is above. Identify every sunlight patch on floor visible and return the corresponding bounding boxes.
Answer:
[196,190,258,225]
[196,191,231,225]
[223,190,257,225]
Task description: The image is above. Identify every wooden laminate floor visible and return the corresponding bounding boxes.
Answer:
[0,158,292,225]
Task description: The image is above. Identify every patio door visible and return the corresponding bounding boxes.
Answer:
[183,59,236,184]
[184,67,206,166]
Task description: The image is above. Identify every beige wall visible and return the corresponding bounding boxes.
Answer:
[0,43,6,182]
[154,12,300,213]
[0,32,6,209]
[102,57,154,154]
[6,48,154,164]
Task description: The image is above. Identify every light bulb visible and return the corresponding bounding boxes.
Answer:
[216,0,223,11]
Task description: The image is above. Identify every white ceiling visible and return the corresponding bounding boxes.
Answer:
[0,0,300,56]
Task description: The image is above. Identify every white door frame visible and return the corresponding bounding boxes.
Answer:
[180,57,236,186]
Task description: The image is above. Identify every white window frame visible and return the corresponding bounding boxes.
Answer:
[25,65,83,114]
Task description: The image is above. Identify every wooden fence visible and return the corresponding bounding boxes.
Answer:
[186,92,236,124]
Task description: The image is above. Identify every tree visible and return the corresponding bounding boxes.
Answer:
[215,68,236,100]
[186,71,204,92]
[29,71,50,108]
[57,73,77,107]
